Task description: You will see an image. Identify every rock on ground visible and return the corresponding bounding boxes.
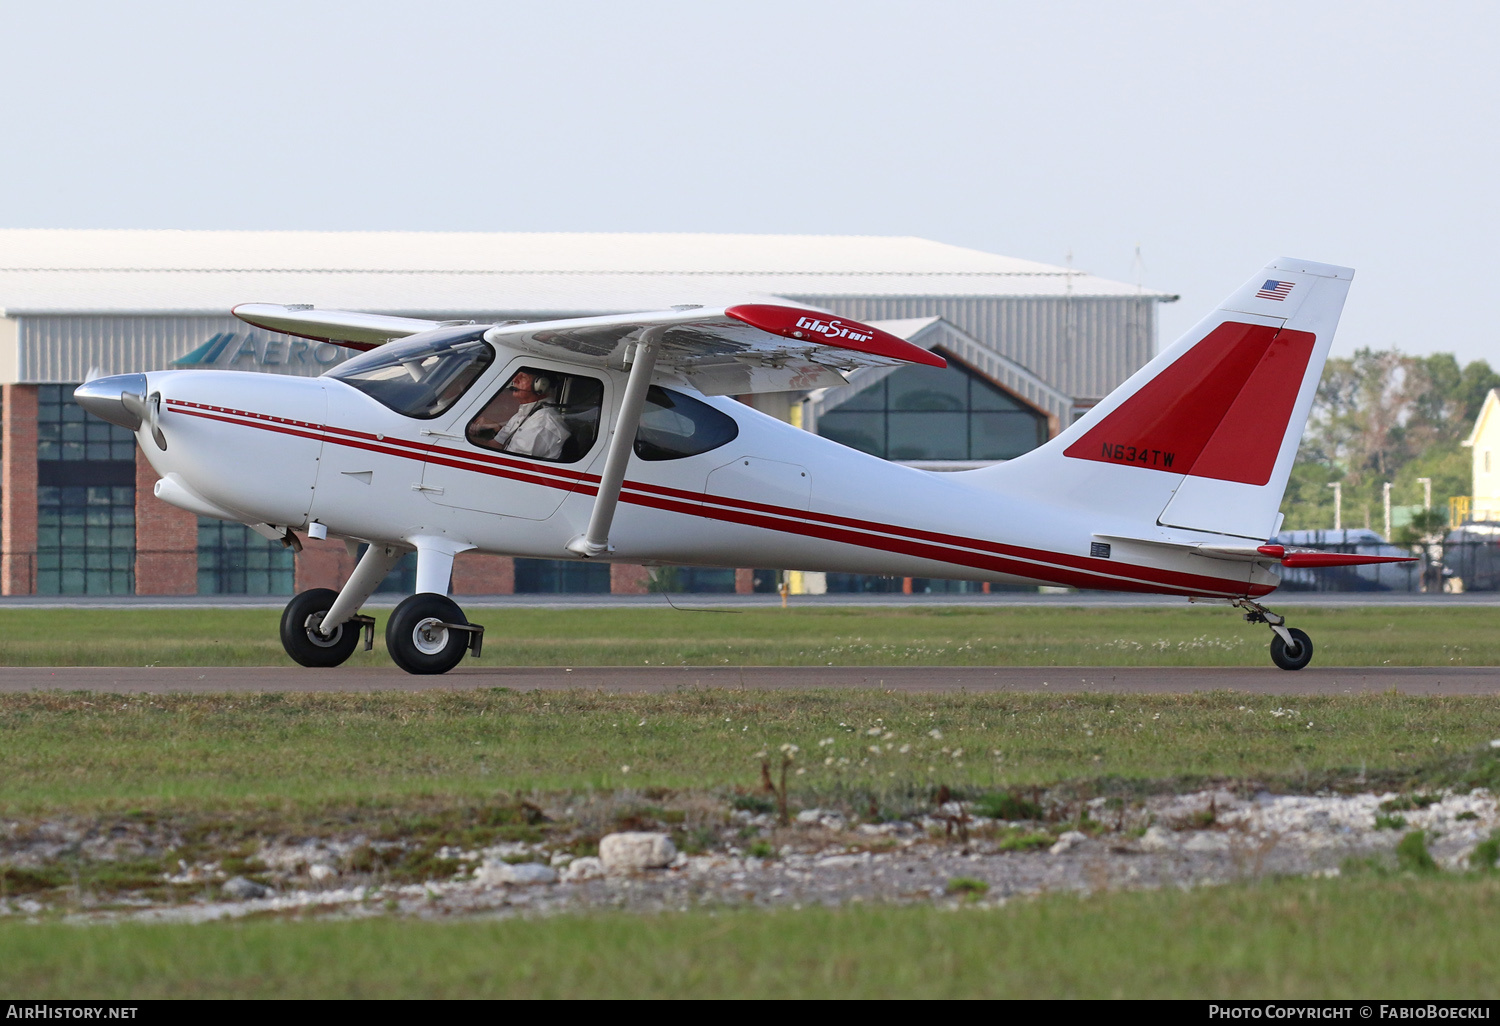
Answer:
[221,876,269,900]
[1049,831,1087,855]
[474,861,558,886]
[562,856,605,883]
[599,832,676,873]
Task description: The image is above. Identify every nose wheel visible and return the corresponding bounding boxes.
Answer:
[280,588,374,668]
[1233,599,1313,670]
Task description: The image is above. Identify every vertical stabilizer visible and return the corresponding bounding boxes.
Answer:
[974,258,1352,542]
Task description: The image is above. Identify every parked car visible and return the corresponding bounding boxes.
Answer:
[1441,522,1500,592]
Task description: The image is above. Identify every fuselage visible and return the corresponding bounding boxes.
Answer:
[128,344,1279,600]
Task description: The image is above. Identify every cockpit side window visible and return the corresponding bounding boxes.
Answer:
[326,327,492,419]
[467,367,604,464]
[634,387,739,461]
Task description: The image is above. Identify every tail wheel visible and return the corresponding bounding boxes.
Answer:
[1270,627,1314,671]
[386,593,469,675]
[280,588,361,668]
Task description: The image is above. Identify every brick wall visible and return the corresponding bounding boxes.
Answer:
[295,535,356,593]
[452,553,514,595]
[133,448,198,594]
[611,563,651,594]
[1,384,37,595]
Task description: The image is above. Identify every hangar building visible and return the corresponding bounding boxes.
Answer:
[0,230,1176,597]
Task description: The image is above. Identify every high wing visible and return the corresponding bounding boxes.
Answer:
[231,304,463,351]
[482,304,944,395]
[233,302,943,393]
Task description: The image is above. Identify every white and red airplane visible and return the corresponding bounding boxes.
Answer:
[76,257,1411,674]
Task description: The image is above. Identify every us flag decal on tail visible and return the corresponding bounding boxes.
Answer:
[1256,279,1294,301]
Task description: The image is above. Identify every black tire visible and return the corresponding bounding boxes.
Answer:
[386,593,469,675]
[1270,627,1314,671]
[280,588,361,668]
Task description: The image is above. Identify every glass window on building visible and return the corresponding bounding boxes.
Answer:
[36,385,137,595]
[646,566,736,592]
[197,518,295,595]
[514,558,611,593]
[341,547,420,594]
[375,551,419,593]
[816,357,1049,462]
[36,485,135,594]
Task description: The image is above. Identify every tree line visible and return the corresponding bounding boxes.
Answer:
[1279,350,1500,534]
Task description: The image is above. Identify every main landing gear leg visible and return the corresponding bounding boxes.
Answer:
[1233,598,1314,671]
[279,543,403,668]
[384,539,484,676]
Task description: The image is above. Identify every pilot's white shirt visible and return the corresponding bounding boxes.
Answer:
[494,400,569,460]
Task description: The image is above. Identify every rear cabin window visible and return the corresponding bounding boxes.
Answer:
[634,386,739,461]
[326,327,493,419]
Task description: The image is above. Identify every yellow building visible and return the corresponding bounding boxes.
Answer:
[1464,388,1500,522]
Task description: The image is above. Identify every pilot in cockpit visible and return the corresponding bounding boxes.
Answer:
[468,369,571,460]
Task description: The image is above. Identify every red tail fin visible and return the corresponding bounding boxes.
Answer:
[1063,321,1316,486]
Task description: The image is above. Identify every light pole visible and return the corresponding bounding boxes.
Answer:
[1327,482,1342,532]
[1383,482,1392,540]
[1416,477,1438,593]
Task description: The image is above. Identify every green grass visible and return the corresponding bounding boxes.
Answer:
[5,877,1500,998]
[2,605,1499,667]
[2,690,1498,814]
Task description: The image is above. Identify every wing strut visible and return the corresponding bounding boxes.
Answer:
[566,329,663,558]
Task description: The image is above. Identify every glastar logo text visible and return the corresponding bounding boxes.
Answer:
[792,317,874,344]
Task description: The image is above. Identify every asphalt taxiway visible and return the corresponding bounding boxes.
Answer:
[3,665,1500,695]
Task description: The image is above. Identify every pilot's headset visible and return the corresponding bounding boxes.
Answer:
[529,372,555,399]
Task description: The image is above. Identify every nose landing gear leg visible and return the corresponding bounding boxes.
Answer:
[280,542,405,668]
[1233,598,1313,671]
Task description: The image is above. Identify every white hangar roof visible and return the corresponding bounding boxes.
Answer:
[0,229,1176,316]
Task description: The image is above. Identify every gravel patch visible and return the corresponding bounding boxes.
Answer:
[4,788,1496,924]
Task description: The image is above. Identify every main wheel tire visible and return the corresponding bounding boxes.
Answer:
[280,588,361,668]
[1270,627,1314,671]
[386,593,469,675]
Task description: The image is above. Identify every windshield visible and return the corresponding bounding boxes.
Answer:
[326,327,493,419]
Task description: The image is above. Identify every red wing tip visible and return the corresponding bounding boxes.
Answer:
[725,304,944,368]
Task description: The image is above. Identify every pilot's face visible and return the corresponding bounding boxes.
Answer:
[510,372,537,398]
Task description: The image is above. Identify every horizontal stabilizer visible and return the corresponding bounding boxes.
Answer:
[1098,535,1416,569]
[1277,552,1416,568]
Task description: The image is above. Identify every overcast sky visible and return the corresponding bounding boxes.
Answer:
[3,1,1496,363]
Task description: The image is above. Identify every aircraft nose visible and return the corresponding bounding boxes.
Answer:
[74,374,150,430]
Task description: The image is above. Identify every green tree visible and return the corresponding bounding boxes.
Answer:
[1282,350,1497,536]
[1396,509,1449,592]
